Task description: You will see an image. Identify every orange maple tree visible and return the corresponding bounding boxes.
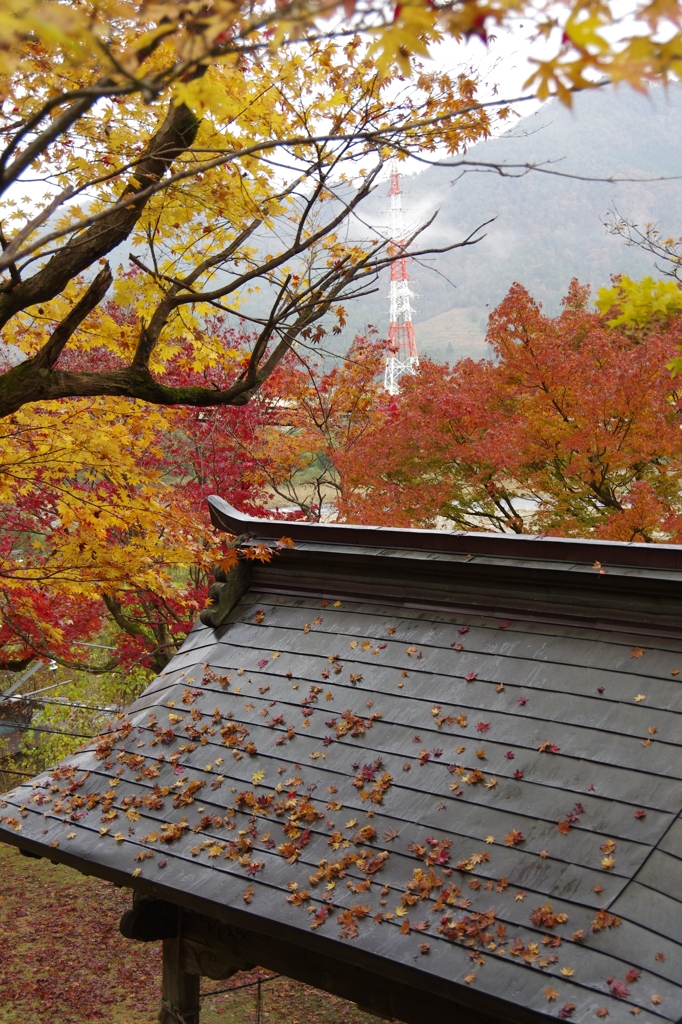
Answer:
[339,280,682,542]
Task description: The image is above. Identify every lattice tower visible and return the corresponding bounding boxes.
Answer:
[384,161,418,395]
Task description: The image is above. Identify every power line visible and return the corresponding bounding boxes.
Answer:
[0,720,94,740]
[15,695,118,713]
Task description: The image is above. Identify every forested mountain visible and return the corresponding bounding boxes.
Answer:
[341,83,682,362]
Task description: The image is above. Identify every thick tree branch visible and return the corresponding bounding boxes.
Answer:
[34,264,114,370]
[0,264,113,417]
[102,594,173,672]
[0,97,201,330]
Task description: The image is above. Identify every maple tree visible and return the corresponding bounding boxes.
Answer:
[0,0,680,421]
[0,317,387,674]
[225,331,387,520]
[339,279,682,542]
[0,8,498,424]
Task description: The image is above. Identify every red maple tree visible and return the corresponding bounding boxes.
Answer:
[339,280,682,542]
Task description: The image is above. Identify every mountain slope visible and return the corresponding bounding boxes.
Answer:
[342,83,682,360]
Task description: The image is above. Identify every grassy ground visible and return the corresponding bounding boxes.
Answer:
[0,842,385,1024]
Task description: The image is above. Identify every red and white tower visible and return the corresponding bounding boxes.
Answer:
[384,160,418,395]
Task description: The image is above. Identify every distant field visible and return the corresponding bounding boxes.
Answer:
[0,842,387,1024]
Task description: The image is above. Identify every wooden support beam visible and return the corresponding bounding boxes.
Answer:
[181,911,509,1024]
[160,935,201,1024]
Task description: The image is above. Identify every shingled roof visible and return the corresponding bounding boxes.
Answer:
[3,498,682,1024]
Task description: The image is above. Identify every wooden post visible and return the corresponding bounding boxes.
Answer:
[159,935,200,1024]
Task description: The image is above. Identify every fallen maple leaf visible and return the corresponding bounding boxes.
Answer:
[505,829,524,846]
[463,973,476,984]
[558,1005,575,1019]
[651,995,662,1005]
[608,978,630,999]
[464,672,478,682]
[596,1008,609,1018]
[544,988,559,1002]
[560,967,575,977]
[630,647,644,658]
[485,835,495,844]
[634,809,646,819]
[634,693,646,702]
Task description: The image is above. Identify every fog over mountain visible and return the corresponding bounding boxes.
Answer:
[338,83,682,363]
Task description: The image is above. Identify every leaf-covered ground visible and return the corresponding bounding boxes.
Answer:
[0,842,387,1024]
